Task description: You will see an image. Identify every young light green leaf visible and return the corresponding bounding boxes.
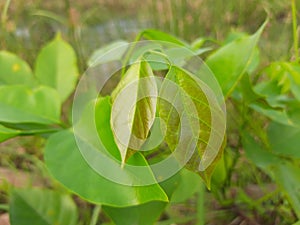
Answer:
[0,51,36,86]
[35,34,79,102]
[111,60,157,166]
[9,189,78,225]
[0,85,61,125]
[159,66,226,189]
[264,62,300,101]
[0,125,20,143]
[88,40,129,67]
[236,74,294,125]
[206,20,267,97]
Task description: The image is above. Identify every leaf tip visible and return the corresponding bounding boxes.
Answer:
[55,32,62,40]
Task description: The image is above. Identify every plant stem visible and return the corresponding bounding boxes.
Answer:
[1,0,11,28]
[196,183,205,225]
[89,205,101,225]
[292,0,299,62]
[121,32,143,76]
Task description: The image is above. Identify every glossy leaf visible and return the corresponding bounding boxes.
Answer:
[206,21,267,97]
[35,34,79,101]
[9,189,78,225]
[102,168,180,225]
[111,60,157,165]
[46,97,167,206]
[0,85,61,125]
[0,125,20,143]
[74,96,161,186]
[95,97,121,161]
[45,129,168,207]
[0,51,36,86]
[88,40,129,67]
[159,66,226,189]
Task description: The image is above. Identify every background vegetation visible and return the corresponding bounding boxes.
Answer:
[1,0,300,224]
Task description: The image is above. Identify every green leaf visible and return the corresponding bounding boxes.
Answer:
[242,132,281,171]
[159,66,226,189]
[268,122,300,158]
[95,97,121,161]
[88,40,129,67]
[35,34,79,102]
[276,62,300,101]
[103,201,166,225]
[286,100,300,126]
[243,132,300,219]
[238,73,265,104]
[223,31,247,44]
[170,169,202,203]
[111,60,157,165]
[211,148,234,190]
[74,96,164,186]
[102,168,181,225]
[262,62,300,100]
[0,51,36,86]
[288,63,300,101]
[206,21,267,97]
[237,74,294,125]
[141,29,188,47]
[273,161,300,219]
[9,189,78,225]
[0,125,20,143]
[46,98,167,206]
[0,85,61,125]
[254,80,286,108]
[45,129,168,207]
[249,103,293,126]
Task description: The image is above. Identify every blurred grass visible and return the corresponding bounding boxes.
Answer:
[0,0,299,69]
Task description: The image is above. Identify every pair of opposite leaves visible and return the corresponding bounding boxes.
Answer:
[109,60,226,188]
